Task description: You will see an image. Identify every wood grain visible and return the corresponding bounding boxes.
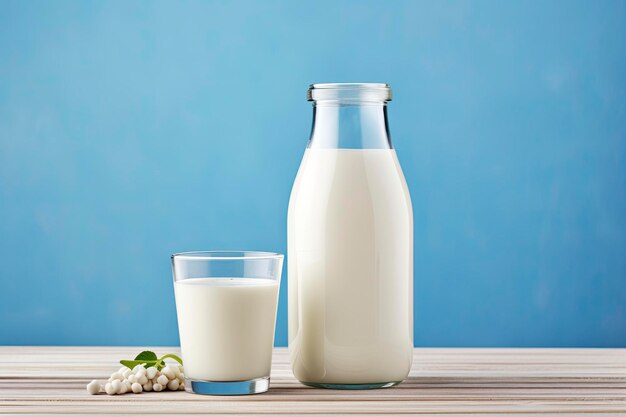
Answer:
[0,347,624,415]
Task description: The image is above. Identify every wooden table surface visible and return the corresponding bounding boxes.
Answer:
[1,347,625,416]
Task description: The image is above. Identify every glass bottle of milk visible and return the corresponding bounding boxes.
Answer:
[288,83,413,389]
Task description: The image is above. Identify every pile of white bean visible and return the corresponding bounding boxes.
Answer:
[86,364,185,395]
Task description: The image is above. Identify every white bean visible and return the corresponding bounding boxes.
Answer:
[123,369,132,379]
[131,382,143,393]
[138,375,148,385]
[111,380,122,394]
[172,365,182,378]
[143,380,153,392]
[178,382,185,390]
[157,374,169,386]
[152,383,163,392]
[110,372,123,381]
[104,382,116,395]
[167,379,179,391]
[161,366,175,380]
[128,374,137,384]
[132,364,146,374]
[119,383,127,394]
[146,367,158,379]
[86,380,100,395]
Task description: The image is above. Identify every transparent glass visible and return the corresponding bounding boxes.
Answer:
[288,83,414,389]
[172,251,283,395]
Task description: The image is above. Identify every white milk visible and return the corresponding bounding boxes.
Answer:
[174,278,279,381]
[288,148,413,385]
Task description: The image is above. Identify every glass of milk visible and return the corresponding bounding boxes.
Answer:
[172,251,283,395]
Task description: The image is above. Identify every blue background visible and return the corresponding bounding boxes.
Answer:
[1,0,625,347]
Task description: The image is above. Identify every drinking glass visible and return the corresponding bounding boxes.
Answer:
[172,251,283,395]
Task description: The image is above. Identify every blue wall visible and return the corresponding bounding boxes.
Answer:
[1,0,625,347]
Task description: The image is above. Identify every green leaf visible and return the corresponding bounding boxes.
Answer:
[119,360,135,368]
[134,351,158,362]
[120,359,157,369]
[160,353,183,365]
[120,351,183,371]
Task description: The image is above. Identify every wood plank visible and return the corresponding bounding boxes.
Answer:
[0,347,624,415]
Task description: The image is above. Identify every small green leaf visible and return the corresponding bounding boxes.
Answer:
[134,351,158,362]
[160,353,183,365]
[120,351,183,371]
[120,359,154,369]
[119,360,134,368]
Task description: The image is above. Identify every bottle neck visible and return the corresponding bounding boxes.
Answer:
[308,103,392,150]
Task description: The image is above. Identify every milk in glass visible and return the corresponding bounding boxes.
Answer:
[175,278,279,381]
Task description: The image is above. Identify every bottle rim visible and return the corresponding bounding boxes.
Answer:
[307,83,392,103]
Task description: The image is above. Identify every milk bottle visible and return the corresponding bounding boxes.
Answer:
[288,83,413,388]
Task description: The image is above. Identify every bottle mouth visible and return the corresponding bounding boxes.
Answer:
[307,83,392,103]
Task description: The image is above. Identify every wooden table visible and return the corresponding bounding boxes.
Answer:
[1,347,625,415]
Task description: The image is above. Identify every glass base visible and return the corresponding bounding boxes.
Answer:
[302,381,401,390]
[188,376,269,395]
